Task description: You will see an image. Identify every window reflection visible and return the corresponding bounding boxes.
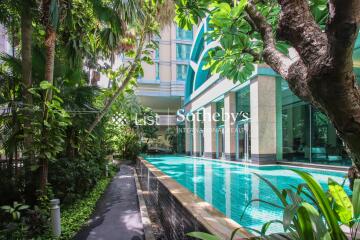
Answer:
[281,80,351,166]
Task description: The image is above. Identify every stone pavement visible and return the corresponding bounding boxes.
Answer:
[75,164,145,240]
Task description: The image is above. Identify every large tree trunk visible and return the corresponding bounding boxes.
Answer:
[39,0,57,192]
[21,2,37,203]
[245,0,360,188]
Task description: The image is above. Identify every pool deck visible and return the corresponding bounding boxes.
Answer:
[75,164,150,240]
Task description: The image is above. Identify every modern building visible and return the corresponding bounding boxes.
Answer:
[184,19,360,167]
[98,23,197,151]
[135,23,196,150]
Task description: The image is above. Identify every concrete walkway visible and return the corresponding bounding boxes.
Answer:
[75,164,145,240]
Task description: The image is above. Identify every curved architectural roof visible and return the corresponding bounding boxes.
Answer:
[185,19,360,104]
[185,18,220,103]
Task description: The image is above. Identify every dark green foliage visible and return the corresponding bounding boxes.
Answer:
[0,202,50,240]
[60,177,112,240]
[48,156,106,205]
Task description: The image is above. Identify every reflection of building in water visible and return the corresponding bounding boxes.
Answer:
[204,164,212,204]
[225,166,231,218]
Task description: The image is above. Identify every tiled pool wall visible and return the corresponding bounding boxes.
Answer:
[136,159,208,240]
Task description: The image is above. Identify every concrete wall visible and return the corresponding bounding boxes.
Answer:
[250,75,277,164]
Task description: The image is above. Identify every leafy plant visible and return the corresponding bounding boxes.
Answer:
[60,177,111,240]
[1,202,29,221]
[187,171,360,240]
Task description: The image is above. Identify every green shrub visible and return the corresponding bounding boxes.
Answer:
[60,177,111,240]
[0,202,50,240]
[48,156,107,205]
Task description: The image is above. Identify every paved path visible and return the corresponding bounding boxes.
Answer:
[75,164,145,240]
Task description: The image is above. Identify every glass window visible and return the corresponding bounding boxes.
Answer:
[216,100,224,126]
[155,63,160,80]
[282,103,311,162]
[176,64,188,81]
[281,79,350,166]
[155,42,159,59]
[176,44,191,60]
[236,86,250,121]
[176,27,193,40]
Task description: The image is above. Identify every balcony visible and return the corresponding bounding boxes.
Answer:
[157,115,177,126]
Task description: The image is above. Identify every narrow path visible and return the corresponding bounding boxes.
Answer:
[75,164,145,240]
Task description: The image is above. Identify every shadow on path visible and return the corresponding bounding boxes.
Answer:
[74,164,144,240]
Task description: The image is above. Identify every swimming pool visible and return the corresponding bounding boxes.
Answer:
[144,155,349,234]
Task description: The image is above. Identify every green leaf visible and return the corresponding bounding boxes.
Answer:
[276,42,289,55]
[17,205,29,211]
[328,178,353,225]
[352,179,360,219]
[28,88,41,98]
[292,170,347,240]
[186,232,220,240]
[296,203,316,239]
[1,206,11,211]
[230,0,248,18]
[260,220,283,237]
[299,202,332,240]
[283,204,300,231]
[253,172,288,206]
[40,81,53,90]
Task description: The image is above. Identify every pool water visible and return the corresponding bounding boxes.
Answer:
[144,155,349,234]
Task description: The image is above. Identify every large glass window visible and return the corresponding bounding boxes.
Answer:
[176,44,192,60]
[281,80,350,166]
[216,100,224,126]
[235,86,251,161]
[176,64,188,81]
[176,27,193,40]
[236,85,250,121]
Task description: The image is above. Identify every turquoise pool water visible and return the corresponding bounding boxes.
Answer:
[144,155,349,234]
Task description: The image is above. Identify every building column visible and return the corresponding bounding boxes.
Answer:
[203,103,217,158]
[224,92,236,160]
[250,75,277,164]
[193,112,201,156]
[185,117,192,155]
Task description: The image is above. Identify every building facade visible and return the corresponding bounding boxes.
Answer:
[184,19,360,167]
[98,23,197,151]
[136,23,197,150]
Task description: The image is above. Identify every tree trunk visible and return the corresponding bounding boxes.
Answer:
[245,0,360,188]
[21,2,37,203]
[44,27,56,99]
[40,0,57,192]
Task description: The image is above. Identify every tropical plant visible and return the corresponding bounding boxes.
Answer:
[188,171,360,240]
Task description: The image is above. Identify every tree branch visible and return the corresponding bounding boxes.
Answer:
[245,2,311,100]
[276,0,328,66]
[327,0,360,75]
[85,32,146,138]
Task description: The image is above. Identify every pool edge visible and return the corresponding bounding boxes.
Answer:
[136,157,254,240]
